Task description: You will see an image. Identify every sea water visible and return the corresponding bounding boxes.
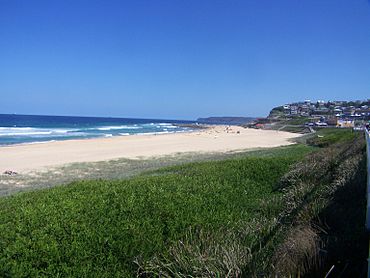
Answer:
[0,114,194,145]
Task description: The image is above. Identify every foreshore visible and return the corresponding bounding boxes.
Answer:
[0,125,300,173]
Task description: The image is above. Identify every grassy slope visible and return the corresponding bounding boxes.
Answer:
[272,129,367,276]
[0,146,308,197]
[0,145,312,277]
[0,128,365,277]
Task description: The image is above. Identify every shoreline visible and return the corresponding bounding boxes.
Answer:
[0,126,301,173]
[0,122,208,148]
[0,128,197,148]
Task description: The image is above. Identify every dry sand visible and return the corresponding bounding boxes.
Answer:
[0,126,301,173]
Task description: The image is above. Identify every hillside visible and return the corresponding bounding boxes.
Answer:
[196,116,255,125]
[269,99,370,118]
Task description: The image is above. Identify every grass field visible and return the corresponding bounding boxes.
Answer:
[307,127,359,147]
[0,128,366,277]
[0,144,312,277]
[0,146,305,197]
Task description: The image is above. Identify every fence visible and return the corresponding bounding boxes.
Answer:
[366,129,370,229]
[366,129,370,277]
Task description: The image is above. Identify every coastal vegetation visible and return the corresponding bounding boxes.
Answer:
[0,129,367,276]
[0,147,302,197]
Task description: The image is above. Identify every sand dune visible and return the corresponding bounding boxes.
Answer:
[0,126,301,173]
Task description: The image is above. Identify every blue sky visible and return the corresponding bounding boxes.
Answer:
[0,0,369,120]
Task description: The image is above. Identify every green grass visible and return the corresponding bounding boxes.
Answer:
[271,130,367,276]
[0,145,312,277]
[282,117,309,125]
[0,128,362,276]
[0,145,311,197]
[307,128,359,147]
[278,125,307,133]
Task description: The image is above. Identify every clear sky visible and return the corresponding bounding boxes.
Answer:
[1,0,369,120]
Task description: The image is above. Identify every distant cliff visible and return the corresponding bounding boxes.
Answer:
[196,117,255,125]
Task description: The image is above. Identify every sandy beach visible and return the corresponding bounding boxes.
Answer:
[0,126,300,173]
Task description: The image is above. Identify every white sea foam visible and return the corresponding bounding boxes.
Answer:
[0,127,35,131]
[0,131,52,136]
[0,127,79,137]
[136,131,173,136]
[53,129,74,134]
[157,123,178,128]
[0,127,41,134]
[0,122,187,145]
[96,125,142,131]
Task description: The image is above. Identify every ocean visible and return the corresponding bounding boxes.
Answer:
[0,114,195,146]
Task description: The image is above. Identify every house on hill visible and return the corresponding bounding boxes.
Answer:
[337,119,354,128]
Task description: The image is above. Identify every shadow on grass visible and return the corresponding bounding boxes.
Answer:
[306,154,368,277]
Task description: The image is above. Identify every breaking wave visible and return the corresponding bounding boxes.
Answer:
[0,120,191,145]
